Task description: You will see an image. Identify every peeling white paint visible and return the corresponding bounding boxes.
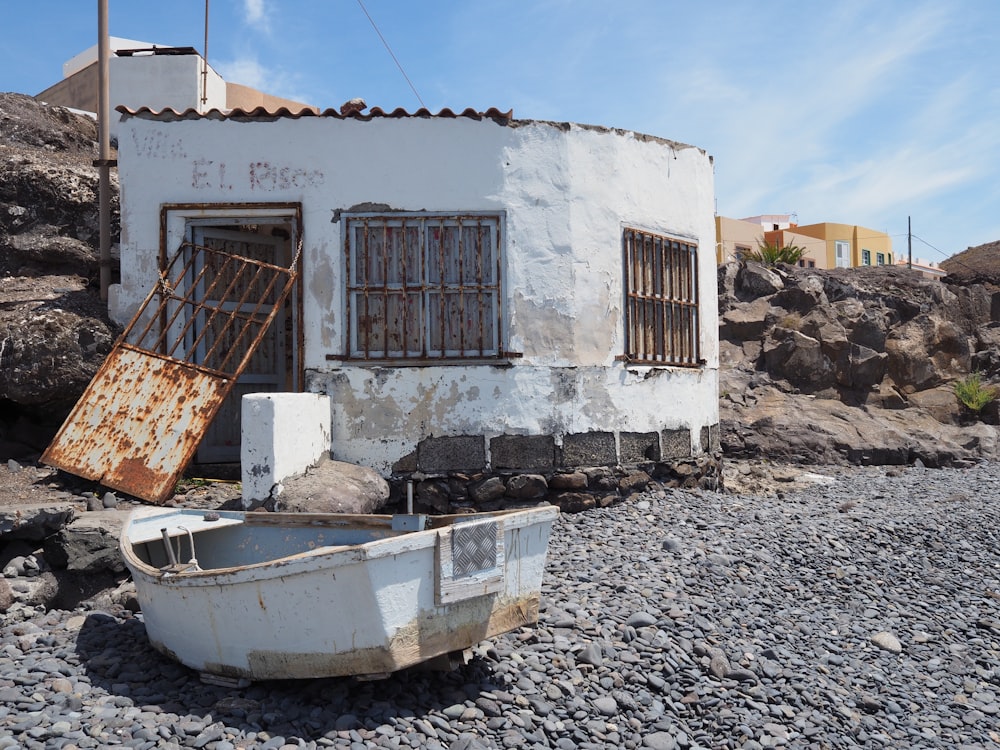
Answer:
[115,113,719,475]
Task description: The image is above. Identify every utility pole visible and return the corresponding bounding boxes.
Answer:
[908,216,912,270]
[97,0,112,302]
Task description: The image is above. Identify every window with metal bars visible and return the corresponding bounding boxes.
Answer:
[345,213,502,360]
[623,227,700,366]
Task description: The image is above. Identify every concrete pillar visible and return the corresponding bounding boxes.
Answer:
[241,393,331,507]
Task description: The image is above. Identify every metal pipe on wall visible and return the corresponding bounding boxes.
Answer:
[97,0,112,302]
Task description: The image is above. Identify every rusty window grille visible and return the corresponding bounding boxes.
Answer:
[623,227,700,366]
[345,213,502,360]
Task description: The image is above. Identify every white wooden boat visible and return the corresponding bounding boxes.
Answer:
[120,504,559,681]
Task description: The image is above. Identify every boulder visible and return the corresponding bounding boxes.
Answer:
[886,315,973,391]
[762,328,835,391]
[42,509,127,573]
[0,502,77,541]
[272,456,391,514]
[735,262,783,301]
[720,297,771,341]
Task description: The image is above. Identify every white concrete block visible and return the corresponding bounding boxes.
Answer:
[241,393,331,506]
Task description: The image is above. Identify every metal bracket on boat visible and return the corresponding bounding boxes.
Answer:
[392,480,427,531]
[159,525,202,574]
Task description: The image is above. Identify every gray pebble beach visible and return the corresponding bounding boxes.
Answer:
[3,462,1000,749]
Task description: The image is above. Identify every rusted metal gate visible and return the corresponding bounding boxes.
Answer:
[41,238,300,503]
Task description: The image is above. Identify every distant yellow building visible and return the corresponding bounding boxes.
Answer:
[716,215,893,270]
[790,222,893,269]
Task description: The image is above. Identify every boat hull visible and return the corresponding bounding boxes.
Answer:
[120,506,558,680]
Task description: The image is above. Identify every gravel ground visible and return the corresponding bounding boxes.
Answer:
[2,462,1000,749]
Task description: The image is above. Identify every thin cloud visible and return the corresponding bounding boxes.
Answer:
[214,55,311,105]
[243,0,270,33]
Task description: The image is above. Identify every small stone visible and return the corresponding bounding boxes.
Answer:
[578,643,604,667]
[593,696,618,716]
[709,649,731,679]
[626,611,658,628]
[642,731,678,750]
[661,538,682,553]
[871,631,902,653]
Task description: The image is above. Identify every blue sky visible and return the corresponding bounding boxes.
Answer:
[3,1,998,262]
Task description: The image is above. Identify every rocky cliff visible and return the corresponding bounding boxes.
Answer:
[0,93,120,459]
[719,261,1000,467]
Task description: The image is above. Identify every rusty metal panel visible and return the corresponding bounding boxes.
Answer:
[42,347,230,503]
[42,237,299,503]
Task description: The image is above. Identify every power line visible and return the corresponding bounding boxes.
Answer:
[356,0,426,110]
[910,234,950,259]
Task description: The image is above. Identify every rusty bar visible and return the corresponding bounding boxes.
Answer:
[623,230,634,358]
[419,220,428,358]
[150,244,203,355]
[475,220,484,356]
[160,244,237,361]
[493,219,501,356]
[362,219,370,359]
[179,250,245,363]
[228,272,295,378]
[200,261,265,371]
[690,242,700,363]
[621,228,701,366]
[344,213,502,361]
[178,245,262,365]
[642,233,652,361]
[343,223,352,357]
[674,240,683,361]
[457,217,466,355]
[380,220,389,357]
[401,217,409,357]
[436,218,446,358]
[215,265,286,375]
[134,240,297,376]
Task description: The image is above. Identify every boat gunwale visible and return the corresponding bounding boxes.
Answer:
[121,505,559,584]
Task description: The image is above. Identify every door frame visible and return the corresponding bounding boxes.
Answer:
[162,203,304,464]
[160,203,304,393]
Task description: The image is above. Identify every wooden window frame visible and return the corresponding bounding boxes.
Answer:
[344,212,504,362]
[622,227,701,367]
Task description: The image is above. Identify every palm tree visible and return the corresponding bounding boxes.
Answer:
[744,239,807,267]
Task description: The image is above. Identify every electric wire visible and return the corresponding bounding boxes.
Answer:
[356,0,426,109]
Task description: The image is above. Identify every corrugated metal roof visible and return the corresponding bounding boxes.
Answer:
[118,104,515,122]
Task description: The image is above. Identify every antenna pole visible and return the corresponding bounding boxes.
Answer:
[97,0,111,302]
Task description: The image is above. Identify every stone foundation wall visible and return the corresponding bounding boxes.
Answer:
[387,426,723,513]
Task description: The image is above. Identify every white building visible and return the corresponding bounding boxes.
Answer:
[36,39,314,138]
[106,105,720,504]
